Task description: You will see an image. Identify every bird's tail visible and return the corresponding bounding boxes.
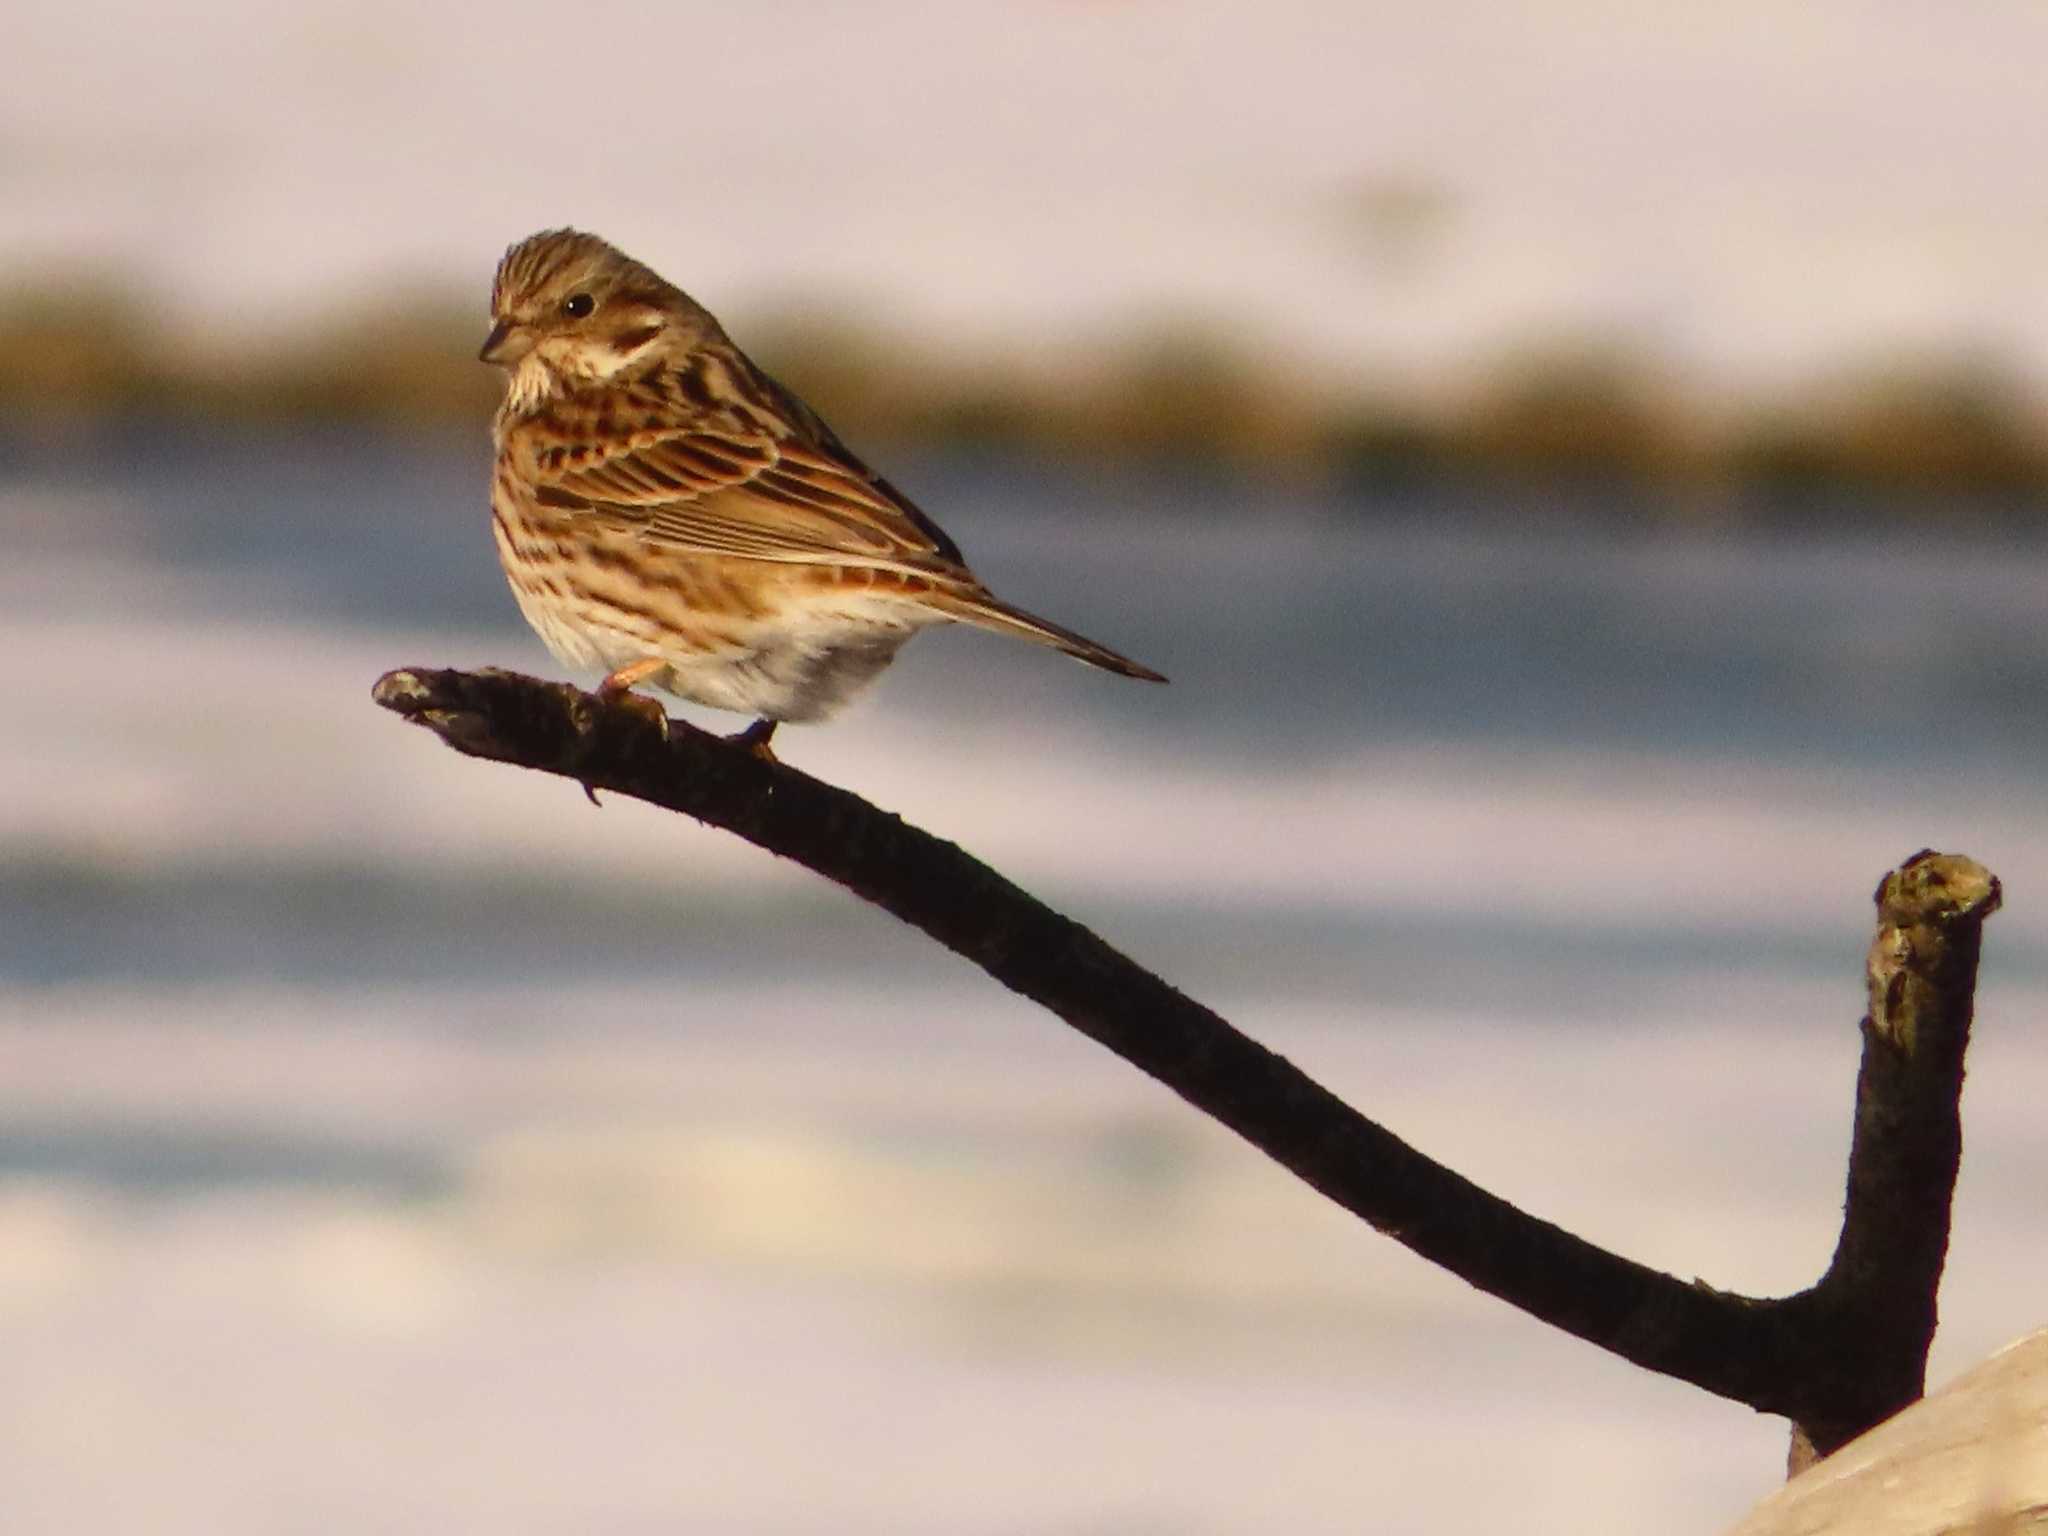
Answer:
[937,589,1167,683]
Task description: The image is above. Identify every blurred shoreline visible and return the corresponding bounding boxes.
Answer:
[7,279,2046,519]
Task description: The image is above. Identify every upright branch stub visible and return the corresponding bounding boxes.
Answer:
[373,667,2002,1470]
[1789,851,2002,1462]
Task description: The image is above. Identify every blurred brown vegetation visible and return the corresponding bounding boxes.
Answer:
[4,279,2045,517]
[0,278,496,431]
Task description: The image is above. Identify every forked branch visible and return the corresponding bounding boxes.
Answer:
[373,664,2001,1459]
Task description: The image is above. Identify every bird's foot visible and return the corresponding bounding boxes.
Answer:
[726,718,779,763]
[594,662,672,738]
[600,689,672,736]
[574,662,672,805]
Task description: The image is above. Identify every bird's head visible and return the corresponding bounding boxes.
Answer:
[480,229,714,409]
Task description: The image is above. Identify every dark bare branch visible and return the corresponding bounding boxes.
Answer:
[1786,853,2001,1467]
[372,664,2000,1459]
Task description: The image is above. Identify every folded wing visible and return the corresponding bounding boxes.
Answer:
[532,368,970,577]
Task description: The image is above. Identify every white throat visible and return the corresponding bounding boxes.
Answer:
[504,354,561,414]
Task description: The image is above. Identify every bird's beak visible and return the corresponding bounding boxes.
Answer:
[478,320,533,366]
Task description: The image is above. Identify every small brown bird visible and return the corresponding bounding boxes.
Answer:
[480,228,1164,754]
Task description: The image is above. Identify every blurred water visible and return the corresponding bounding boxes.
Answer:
[4,429,2047,1534]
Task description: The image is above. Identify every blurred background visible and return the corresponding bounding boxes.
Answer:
[5,2,2047,1532]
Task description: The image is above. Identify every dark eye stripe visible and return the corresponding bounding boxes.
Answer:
[611,324,662,354]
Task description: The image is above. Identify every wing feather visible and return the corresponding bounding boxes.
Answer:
[525,364,969,576]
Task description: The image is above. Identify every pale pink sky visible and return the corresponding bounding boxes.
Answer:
[6,0,2047,390]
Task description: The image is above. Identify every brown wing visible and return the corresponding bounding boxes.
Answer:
[524,362,970,577]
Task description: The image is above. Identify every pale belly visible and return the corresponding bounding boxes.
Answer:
[495,525,946,723]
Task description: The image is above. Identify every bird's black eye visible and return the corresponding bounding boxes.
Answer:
[562,293,595,318]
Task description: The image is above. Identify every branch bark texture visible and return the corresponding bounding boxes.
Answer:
[374,665,2002,1459]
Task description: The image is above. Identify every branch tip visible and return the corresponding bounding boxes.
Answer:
[370,667,437,716]
[1875,852,2001,928]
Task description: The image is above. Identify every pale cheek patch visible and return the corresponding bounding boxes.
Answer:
[611,324,664,355]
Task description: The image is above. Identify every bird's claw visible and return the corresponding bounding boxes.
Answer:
[602,688,672,739]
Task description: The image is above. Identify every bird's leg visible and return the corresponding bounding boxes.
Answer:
[726,718,779,763]
[599,657,667,694]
